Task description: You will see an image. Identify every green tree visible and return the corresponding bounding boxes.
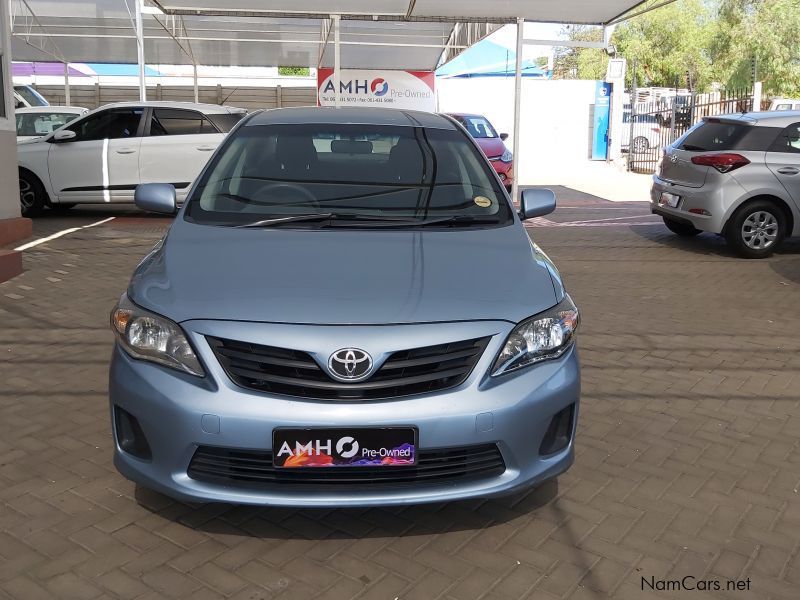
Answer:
[552,26,604,80]
[278,66,310,77]
[712,0,800,96]
[613,0,715,90]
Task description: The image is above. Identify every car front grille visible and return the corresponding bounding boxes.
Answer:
[207,336,490,400]
[188,444,505,487]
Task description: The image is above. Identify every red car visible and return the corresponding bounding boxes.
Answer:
[448,113,514,191]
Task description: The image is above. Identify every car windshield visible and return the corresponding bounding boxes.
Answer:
[14,86,49,107]
[454,116,499,139]
[185,123,513,228]
[16,112,81,136]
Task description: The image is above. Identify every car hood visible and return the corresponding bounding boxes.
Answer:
[475,137,507,159]
[129,220,560,325]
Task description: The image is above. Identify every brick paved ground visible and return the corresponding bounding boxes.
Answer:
[1,191,799,600]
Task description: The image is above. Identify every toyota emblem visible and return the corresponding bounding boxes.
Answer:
[328,348,373,381]
[669,154,678,163]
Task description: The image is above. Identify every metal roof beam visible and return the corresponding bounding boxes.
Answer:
[151,4,516,24]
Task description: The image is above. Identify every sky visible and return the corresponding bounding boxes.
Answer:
[486,22,573,60]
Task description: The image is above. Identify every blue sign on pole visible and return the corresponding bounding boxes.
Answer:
[591,81,612,160]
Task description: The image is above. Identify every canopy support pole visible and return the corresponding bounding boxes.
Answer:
[511,17,524,204]
[135,0,146,101]
[332,14,341,108]
[63,62,71,105]
[193,62,199,103]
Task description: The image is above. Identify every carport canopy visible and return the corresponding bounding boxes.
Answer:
[11,0,649,69]
[10,0,653,201]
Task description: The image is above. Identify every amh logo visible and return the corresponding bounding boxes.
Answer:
[322,77,390,97]
[371,78,389,97]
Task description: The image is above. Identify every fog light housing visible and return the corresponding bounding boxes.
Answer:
[539,404,575,455]
[114,407,152,460]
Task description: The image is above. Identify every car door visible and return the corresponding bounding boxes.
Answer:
[48,107,144,203]
[138,108,224,199]
[765,122,800,208]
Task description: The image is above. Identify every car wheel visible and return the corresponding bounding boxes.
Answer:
[663,217,701,237]
[725,200,786,258]
[49,203,76,212]
[19,172,47,218]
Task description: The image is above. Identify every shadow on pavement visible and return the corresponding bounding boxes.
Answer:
[134,479,559,539]
[631,222,800,261]
[771,255,800,284]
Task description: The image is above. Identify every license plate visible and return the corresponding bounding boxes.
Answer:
[660,192,681,208]
[273,427,417,468]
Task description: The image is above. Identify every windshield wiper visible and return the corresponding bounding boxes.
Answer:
[235,213,423,229]
[234,214,500,229]
[414,215,501,228]
[235,213,335,228]
[327,215,501,228]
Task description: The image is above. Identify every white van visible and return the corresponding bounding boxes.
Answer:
[769,98,800,111]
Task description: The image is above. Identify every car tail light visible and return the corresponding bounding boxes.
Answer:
[690,153,750,173]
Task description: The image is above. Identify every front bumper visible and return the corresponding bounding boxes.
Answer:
[491,160,514,189]
[110,320,580,507]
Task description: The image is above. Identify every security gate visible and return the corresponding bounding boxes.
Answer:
[626,88,754,174]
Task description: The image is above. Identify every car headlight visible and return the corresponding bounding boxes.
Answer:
[111,294,204,376]
[501,148,513,163]
[492,295,579,376]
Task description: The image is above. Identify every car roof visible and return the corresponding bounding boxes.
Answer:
[706,111,800,127]
[246,107,458,130]
[15,106,87,114]
[97,101,246,114]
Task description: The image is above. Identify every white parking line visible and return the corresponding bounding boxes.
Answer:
[524,216,662,228]
[560,214,658,225]
[14,217,116,251]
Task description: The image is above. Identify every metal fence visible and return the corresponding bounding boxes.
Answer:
[626,88,754,174]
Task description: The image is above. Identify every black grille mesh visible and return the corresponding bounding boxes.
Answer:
[188,444,505,487]
[207,336,490,400]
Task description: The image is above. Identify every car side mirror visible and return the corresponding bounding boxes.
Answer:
[500,133,509,141]
[51,129,77,143]
[135,183,177,215]
[519,188,556,220]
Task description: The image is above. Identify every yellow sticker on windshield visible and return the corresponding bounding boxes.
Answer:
[474,196,492,208]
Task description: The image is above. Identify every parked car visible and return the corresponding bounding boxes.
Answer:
[16,106,88,142]
[17,101,247,217]
[13,84,50,108]
[622,112,662,154]
[651,112,800,258]
[448,113,513,191]
[769,98,800,111]
[109,107,580,506]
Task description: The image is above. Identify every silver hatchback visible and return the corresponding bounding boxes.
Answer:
[651,112,800,258]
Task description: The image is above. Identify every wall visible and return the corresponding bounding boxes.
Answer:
[0,0,20,221]
[0,129,18,220]
[34,84,318,111]
[437,78,600,184]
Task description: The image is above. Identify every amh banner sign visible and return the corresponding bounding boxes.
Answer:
[317,69,435,112]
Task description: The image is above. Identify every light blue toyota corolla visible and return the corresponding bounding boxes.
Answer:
[109,107,580,506]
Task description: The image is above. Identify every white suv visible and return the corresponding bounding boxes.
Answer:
[17,101,247,217]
